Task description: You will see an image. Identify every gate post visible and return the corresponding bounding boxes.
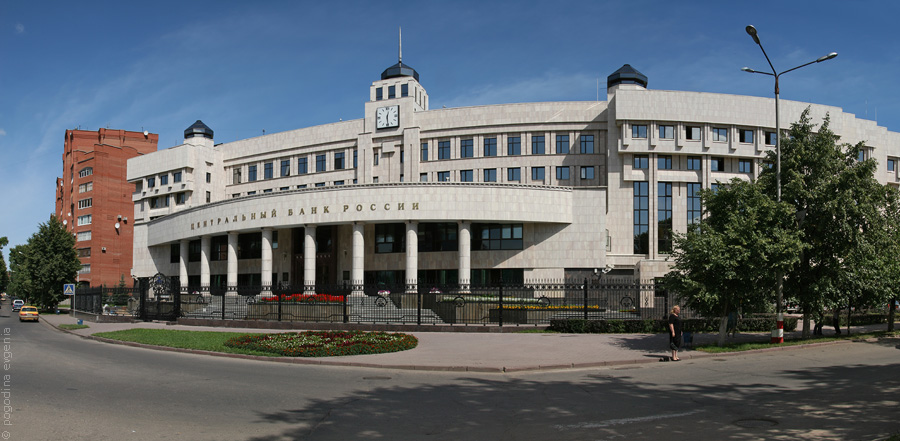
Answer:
[498,280,504,327]
[583,278,589,321]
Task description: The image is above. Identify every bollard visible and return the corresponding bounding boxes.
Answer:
[77,319,83,325]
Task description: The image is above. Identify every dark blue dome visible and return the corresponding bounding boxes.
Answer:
[381,62,419,82]
[184,120,213,139]
[607,64,648,88]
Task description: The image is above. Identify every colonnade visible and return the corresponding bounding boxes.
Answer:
[177,221,473,293]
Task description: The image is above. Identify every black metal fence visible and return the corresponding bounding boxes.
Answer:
[73,277,689,326]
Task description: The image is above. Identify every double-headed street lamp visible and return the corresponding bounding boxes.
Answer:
[742,24,837,343]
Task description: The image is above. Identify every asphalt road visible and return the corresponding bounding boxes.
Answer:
[6,308,900,440]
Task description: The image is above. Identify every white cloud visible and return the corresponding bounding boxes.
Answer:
[15,23,24,34]
[0,129,6,136]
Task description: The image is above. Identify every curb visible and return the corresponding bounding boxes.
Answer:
[39,317,875,374]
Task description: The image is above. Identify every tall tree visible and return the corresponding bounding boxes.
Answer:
[16,216,81,310]
[664,179,803,346]
[758,109,899,336]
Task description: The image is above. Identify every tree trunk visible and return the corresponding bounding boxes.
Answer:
[846,301,852,336]
[802,312,811,339]
[717,314,728,347]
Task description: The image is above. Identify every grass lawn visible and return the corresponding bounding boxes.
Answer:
[695,330,899,353]
[59,324,89,330]
[94,329,276,357]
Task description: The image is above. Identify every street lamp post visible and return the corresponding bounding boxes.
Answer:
[742,24,837,343]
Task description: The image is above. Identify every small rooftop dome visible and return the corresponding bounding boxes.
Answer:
[607,64,648,89]
[184,120,214,139]
[381,62,420,82]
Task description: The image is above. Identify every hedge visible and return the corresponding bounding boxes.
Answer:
[549,316,799,334]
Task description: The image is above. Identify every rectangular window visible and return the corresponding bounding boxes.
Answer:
[438,141,451,160]
[712,128,728,142]
[889,158,897,172]
[659,125,674,139]
[376,87,383,100]
[765,131,777,145]
[297,184,307,189]
[173,171,182,183]
[388,85,395,99]
[78,198,92,209]
[711,157,725,172]
[375,223,405,254]
[507,137,521,156]
[400,148,404,163]
[460,170,473,182]
[374,152,380,166]
[247,191,257,195]
[634,182,649,254]
[507,167,521,182]
[160,195,170,207]
[687,183,702,225]
[417,222,458,252]
[176,192,186,205]
[354,150,358,168]
[686,126,702,140]
[78,264,90,274]
[420,173,428,182]
[237,232,262,260]
[206,172,211,183]
[687,156,702,170]
[77,248,91,258]
[298,158,308,174]
[580,135,594,154]
[147,176,156,188]
[555,134,569,154]
[281,159,290,177]
[264,162,274,179]
[631,125,647,139]
[658,182,673,254]
[437,171,450,182]
[460,139,474,158]
[209,236,228,261]
[580,166,595,180]
[473,223,523,250]
[556,166,570,180]
[532,135,545,154]
[149,197,158,209]
[633,155,649,169]
[206,191,211,203]
[421,142,428,161]
[739,129,754,143]
[314,183,325,188]
[78,182,93,193]
[77,230,91,242]
[232,168,241,184]
[316,154,326,172]
[160,174,168,185]
[248,165,257,182]
[532,166,545,181]
[77,214,91,226]
[857,150,866,162]
[79,167,93,178]
[334,180,344,186]
[483,138,497,157]
[484,168,497,182]
[334,152,345,170]
[401,84,409,97]
[739,159,753,173]
[658,155,672,170]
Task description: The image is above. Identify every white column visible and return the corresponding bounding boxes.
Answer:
[458,221,471,289]
[179,239,189,292]
[351,223,365,295]
[303,225,316,294]
[405,221,418,292]
[227,232,238,291]
[200,235,211,288]
[261,228,273,287]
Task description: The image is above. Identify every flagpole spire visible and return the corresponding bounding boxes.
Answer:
[399,26,402,64]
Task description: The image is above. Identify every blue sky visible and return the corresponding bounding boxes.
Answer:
[1,0,898,253]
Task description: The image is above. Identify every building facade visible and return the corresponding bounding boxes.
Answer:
[56,128,159,287]
[127,61,900,295]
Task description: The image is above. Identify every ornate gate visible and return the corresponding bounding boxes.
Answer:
[138,273,181,321]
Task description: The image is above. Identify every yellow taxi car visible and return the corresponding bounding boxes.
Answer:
[18,306,39,322]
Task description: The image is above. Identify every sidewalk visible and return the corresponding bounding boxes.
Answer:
[39,313,888,373]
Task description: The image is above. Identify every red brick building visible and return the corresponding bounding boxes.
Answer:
[56,128,158,287]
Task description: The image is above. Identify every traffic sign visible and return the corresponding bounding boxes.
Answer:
[64,283,75,296]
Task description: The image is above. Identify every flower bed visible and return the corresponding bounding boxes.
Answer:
[224,331,418,357]
[258,294,345,303]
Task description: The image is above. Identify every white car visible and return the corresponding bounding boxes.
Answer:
[12,300,24,311]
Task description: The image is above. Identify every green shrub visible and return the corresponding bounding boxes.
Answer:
[548,316,798,334]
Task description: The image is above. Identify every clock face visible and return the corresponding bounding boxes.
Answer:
[376,105,399,129]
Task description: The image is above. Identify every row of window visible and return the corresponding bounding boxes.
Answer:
[147,170,184,188]
[375,84,410,100]
[78,167,93,178]
[233,152,357,185]
[422,134,595,162]
[635,155,755,173]
[147,192,189,209]
[78,182,92,193]
[633,182,706,255]
[631,124,777,145]
[424,165,595,183]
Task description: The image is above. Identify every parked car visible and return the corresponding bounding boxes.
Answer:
[18,306,39,322]
[12,300,24,311]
